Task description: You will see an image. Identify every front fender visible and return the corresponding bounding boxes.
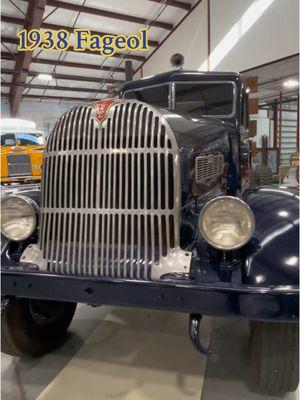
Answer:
[244,186,299,286]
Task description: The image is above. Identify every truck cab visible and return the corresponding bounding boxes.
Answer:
[121,70,250,194]
[121,70,246,125]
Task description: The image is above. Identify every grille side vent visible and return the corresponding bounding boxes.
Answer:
[195,153,224,184]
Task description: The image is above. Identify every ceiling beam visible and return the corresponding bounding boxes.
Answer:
[148,0,191,11]
[258,73,299,86]
[1,15,159,48]
[3,81,108,94]
[9,0,47,116]
[1,51,126,73]
[1,52,16,61]
[22,0,173,30]
[241,53,299,73]
[260,96,299,107]
[2,36,145,62]
[2,93,99,102]
[2,68,124,84]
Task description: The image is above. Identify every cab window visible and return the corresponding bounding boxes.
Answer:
[16,133,45,146]
[175,82,235,117]
[1,134,16,146]
[124,84,169,108]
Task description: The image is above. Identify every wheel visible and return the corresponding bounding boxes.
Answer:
[249,321,299,393]
[255,165,273,186]
[1,297,77,358]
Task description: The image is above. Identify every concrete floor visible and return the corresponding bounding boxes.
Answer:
[1,305,299,400]
[35,308,211,400]
[1,304,109,400]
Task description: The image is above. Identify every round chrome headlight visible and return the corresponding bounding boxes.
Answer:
[198,196,255,250]
[1,195,37,241]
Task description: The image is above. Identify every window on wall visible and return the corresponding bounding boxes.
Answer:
[16,133,45,146]
[1,134,16,146]
[175,82,235,117]
[123,84,170,108]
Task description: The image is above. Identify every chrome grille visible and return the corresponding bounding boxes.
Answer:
[39,101,181,280]
[7,154,32,177]
[195,153,224,183]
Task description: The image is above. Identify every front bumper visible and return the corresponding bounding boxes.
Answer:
[1,175,41,184]
[1,268,298,322]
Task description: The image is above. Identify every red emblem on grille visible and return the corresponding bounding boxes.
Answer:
[94,99,119,122]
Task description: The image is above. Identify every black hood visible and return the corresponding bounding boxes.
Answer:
[159,109,236,197]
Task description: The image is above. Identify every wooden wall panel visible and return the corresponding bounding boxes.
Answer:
[249,120,257,137]
[249,98,259,115]
[245,76,258,93]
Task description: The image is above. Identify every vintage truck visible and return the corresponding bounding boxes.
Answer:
[1,119,45,184]
[1,67,299,393]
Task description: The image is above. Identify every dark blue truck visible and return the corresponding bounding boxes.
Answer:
[1,69,298,393]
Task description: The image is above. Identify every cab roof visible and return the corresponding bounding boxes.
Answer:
[122,70,243,93]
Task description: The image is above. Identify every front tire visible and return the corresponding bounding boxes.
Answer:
[250,321,299,393]
[1,297,77,358]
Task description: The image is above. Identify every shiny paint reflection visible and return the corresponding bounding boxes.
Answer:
[244,186,299,286]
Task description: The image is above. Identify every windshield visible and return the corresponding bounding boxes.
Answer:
[123,84,169,108]
[16,133,45,146]
[123,81,235,118]
[1,133,16,146]
[1,132,45,146]
[175,82,235,117]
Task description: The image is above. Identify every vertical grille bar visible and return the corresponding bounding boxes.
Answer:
[117,105,125,277]
[150,111,155,266]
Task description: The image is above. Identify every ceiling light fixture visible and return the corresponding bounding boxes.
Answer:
[37,73,53,81]
[283,79,299,89]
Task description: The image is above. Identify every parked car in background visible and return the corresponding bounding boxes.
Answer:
[1,119,45,184]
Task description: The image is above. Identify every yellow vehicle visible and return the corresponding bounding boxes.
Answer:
[1,119,45,184]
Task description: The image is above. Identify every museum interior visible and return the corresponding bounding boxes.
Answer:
[0,0,299,399]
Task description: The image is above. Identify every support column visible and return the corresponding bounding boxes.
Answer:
[9,0,47,116]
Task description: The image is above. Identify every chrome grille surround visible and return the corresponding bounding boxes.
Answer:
[7,154,32,177]
[195,153,224,184]
[38,100,190,280]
